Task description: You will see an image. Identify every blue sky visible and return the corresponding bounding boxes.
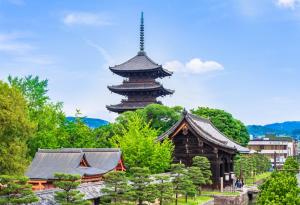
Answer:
[0,0,300,125]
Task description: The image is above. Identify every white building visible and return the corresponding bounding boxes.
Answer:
[247,137,298,168]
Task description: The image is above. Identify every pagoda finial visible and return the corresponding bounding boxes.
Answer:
[139,12,145,54]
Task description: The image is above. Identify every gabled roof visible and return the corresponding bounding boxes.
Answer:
[109,52,172,77]
[26,148,122,180]
[158,112,249,154]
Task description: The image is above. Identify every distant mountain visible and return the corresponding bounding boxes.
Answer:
[66,117,109,128]
[247,121,300,139]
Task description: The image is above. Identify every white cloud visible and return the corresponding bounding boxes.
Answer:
[164,58,224,74]
[277,0,300,9]
[0,32,35,54]
[63,12,111,26]
[86,40,113,65]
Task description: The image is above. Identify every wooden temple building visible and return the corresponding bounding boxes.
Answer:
[158,110,249,188]
[26,148,125,191]
[106,12,174,113]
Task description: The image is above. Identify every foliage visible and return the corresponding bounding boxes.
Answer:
[191,107,249,146]
[170,163,195,205]
[94,124,115,148]
[54,173,91,205]
[187,167,205,195]
[192,156,212,185]
[111,113,174,173]
[8,76,66,157]
[155,175,173,205]
[117,104,183,135]
[283,156,299,175]
[101,171,129,204]
[0,175,38,204]
[234,154,271,180]
[0,81,34,175]
[128,167,157,205]
[257,171,300,205]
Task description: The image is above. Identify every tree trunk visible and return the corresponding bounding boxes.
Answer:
[175,193,178,205]
[185,194,187,203]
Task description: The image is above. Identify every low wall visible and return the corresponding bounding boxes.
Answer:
[214,192,248,205]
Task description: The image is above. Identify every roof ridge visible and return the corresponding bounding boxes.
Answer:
[38,148,83,153]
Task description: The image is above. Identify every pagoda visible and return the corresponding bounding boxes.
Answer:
[106,12,174,113]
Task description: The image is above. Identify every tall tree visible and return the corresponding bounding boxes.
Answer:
[54,173,91,205]
[0,175,38,205]
[192,156,212,186]
[155,175,173,205]
[8,75,66,156]
[101,171,129,204]
[111,113,174,173]
[128,167,157,205]
[170,163,195,205]
[191,107,250,145]
[0,81,34,175]
[187,167,205,195]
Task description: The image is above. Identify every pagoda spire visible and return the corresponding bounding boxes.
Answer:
[139,12,145,54]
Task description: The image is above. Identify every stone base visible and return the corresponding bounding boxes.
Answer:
[214,192,248,205]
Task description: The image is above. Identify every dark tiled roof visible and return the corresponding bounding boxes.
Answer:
[26,148,121,180]
[108,82,174,95]
[106,101,160,113]
[31,182,104,205]
[158,112,249,153]
[109,52,172,77]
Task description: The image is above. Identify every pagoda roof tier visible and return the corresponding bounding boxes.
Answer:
[107,82,174,96]
[106,101,161,113]
[109,52,172,78]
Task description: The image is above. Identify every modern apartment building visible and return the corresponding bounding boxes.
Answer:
[247,137,298,168]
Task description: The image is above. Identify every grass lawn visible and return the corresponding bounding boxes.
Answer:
[202,190,240,196]
[245,172,271,185]
[165,196,213,205]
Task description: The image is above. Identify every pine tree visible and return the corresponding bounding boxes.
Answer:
[0,175,38,205]
[54,173,91,205]
[155,175,173,205]
[187,166,205,195]
[192,156,212,185]
[101,171,129,204]
[170,163,195,205]
[128,167,158,205]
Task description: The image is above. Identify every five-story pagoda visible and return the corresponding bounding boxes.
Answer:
[106,13,174,113]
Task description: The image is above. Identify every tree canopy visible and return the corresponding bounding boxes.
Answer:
[0,81,34,175]
[191,107,250,145]
[111,113,174,173]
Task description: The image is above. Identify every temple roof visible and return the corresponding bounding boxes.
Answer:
[109,52,172,77]
[108,82,174,95]
[106,101,160,113]
[158,112,249,153]
[26,148,122,180]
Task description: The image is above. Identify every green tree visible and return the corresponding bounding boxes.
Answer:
[187,167,205,195]
[111,113,174,173]
[128,167,157,205]
[170,163,195,205]
[191,107,250,145]
[155,175,173,205]
[257,171,300,205]
[116,104,183,135]
[192,156,212,185]
[0,175,38,204]
[0,81,34,175]
[8,75,66,156]
[59,111,96,148]
[54,173,91,205]
[283,156,299,175]
[101,171,129,204]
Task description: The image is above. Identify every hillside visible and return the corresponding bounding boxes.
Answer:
[247,121,300,139]
[66,117,109,128]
